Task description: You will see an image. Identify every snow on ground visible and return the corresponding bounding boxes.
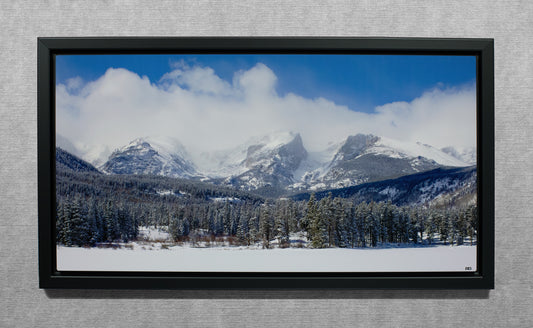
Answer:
[155,189,174,196]
[209,196,241,203]
[138,226,171,242]
[57,244,476,272]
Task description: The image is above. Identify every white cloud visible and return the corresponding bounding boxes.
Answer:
[372,85,476,149]
[56,63,476,163]
[234,63,278,98]
[65,76,83,91]
[160,65,232,95]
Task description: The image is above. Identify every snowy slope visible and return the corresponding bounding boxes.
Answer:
[291,141,344,190]
[441,146,477,165]
[196,146,249,178]
[56,134,111,168]
[56,147,101,173]
[80,144,112,168]
[376,137,469,167]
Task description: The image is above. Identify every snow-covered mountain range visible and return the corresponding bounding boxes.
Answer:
[58,132,474,193]
[290,134,469,191]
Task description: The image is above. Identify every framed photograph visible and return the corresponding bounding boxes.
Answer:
[38,37,494,289]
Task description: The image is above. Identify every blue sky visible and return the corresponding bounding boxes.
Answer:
[56,54,476,113]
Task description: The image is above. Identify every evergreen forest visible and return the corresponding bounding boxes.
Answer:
[56,167,478,249]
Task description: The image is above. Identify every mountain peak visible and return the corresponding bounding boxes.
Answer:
[246,131,301,150]
[244,131,304,164]
[124,136,190,158]
[337,134,380,161]
[102,136,198,178]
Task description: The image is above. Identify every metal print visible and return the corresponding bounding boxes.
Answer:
[38,37,494,289]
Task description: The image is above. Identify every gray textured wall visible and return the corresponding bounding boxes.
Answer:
[1,1,532,327]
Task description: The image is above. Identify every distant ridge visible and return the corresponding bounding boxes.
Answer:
[291,165,477,207]
[56,147,101,174]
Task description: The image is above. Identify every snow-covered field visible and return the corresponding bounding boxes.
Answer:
[57,244,476,272]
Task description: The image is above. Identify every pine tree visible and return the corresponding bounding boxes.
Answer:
[274,201,290,248]
[389,202,400,243]
[466,205,478,245]
[303,194,316,239]
[425,211,437,245]
[87,198,100,245]
[207,206,216,235]
[355,202,368,247]
[168,215,181,241]
[397,207,411,244]
[236,212,248,245]
[56,200,67,245]
[247,216,258,246]
[287,200,300,234]
[223,202,231,235]
[333,197,348,248]
[455,207,471,246]
[347,202,357,248]
[67,197,91,246]
[309,195,327,248]
[409,207,421,244]
[259,202,273,249]
[215,206,224,236]
[448,211,458,246]
[181,217,190,237]
[367,202,379,247]
[103,200,120,242]
[321,193,335,247]
[379,201,391,243]
[436,211,449,245]
[231,205,240,237]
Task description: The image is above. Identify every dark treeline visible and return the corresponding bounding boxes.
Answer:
[57,196,138,246]
[56,169,477,248]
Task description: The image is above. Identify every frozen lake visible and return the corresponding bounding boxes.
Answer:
[57,244,476,272]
